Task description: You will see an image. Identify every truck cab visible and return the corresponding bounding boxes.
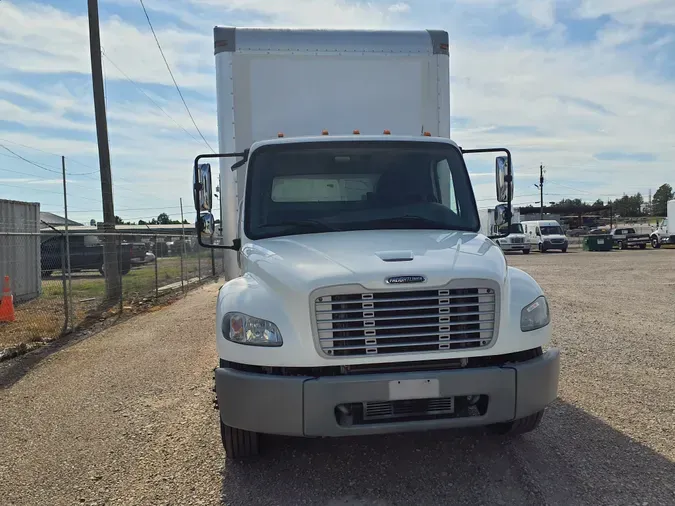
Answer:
[496,222,530,254]
[192,27,560,458]
[650,200,675,248]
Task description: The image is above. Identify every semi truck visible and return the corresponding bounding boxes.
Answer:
[479,208,530,254]
[192,27,560,458]
[650,200,675,248]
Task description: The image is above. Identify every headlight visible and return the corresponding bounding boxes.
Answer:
[520,296,550,332]
[222,312,283,346]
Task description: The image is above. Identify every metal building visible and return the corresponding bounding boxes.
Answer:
[0,199,41,302]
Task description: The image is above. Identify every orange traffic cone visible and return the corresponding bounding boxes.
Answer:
[0,275,16,322]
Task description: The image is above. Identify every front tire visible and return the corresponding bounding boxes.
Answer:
[652,236,661,249]
[220,421,260,459]
[639,243,646,249]
[522,249,530,255]
[561,247,567,253]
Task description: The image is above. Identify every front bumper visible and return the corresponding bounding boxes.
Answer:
[543,240,568,249]
[215,348,560,437]
[501,243,529,251]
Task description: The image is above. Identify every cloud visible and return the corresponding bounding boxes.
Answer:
[389,3,411,14]
[594,152,657,162]
[0,0,674,222]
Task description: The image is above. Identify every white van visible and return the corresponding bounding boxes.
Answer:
[522,220,568,253]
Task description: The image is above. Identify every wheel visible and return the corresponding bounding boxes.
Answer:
[561,247,567,253]
[489,409,545,436]
[220,421,260,459]
[651,236,661,249]
[639,243,646,249]
[620,241,627,250]
[522,249,530,255]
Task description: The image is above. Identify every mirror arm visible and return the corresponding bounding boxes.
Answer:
[193,151,249,250]
[462,147,513,241]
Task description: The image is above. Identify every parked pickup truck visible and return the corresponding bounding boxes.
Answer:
[609,228,649,249]
[41,234,139,277]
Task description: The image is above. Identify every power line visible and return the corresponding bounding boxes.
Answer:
[138,0,215,153]
[547,180,593,195]
[0,140,169,203]
[0,144,63,175]
[0,182,103,203]
[0,139,99,176]
[101,51,206,148]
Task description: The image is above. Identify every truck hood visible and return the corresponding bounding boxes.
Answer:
[240,229,507,293]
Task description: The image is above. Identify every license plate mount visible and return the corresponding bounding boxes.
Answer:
[388,378,440,401]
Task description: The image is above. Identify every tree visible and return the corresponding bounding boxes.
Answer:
[157,213,171,225]
[652,183,673,217]
[611,193,643,217]
[138,220,147,225]
[115,215,124,224]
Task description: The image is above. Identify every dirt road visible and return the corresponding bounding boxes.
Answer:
[1,251,674,505]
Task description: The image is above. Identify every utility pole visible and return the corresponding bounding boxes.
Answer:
[88,0,120,301]
[534,164,545,219]
[539,164,544,219]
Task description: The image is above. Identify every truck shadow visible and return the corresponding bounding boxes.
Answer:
[220,400,675,505]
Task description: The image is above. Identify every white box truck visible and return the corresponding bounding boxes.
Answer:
[192,27,559,458]
[650,199,675,248]
[479,208,530,254]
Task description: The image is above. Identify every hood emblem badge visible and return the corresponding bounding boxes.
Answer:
[386,275,426,284]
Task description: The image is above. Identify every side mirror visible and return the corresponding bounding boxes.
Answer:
[193,163,213,212]
[197,212,215,238]
[495,156,512,203]
[494,204,510,227]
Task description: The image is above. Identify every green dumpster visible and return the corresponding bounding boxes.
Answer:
[582,234,613,251]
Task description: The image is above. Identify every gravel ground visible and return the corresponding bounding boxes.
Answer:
[1,250,674,505]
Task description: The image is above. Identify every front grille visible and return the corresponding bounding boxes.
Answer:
[364,397,455,420]
[511,237,524,244]
[315,287,496,357]
[550,239,565,244]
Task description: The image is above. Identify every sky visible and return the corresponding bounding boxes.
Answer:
[1,0,674,225]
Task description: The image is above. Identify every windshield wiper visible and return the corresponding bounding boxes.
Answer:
[258,219,339,232]
[363,215,467,231]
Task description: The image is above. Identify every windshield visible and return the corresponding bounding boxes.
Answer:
[541,225,563,235]
[500,223,523,234]
[244,141,480,240]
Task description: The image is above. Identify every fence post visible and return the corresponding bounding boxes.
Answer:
[198,239,202,281]
[62,156,74,327]
[118,234,123,314]
[210,236,216,277]
[60,235,69,334]
[154,234,158,299]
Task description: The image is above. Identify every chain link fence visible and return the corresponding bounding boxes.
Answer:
[0,227,224,358]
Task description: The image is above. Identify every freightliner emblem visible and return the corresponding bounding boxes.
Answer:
[386,275,426,284]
